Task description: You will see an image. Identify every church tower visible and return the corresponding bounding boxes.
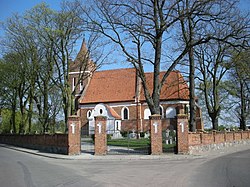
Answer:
[69,39,96,112]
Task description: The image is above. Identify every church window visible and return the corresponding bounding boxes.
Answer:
[72,77,76,91]
[166,107,176,118]
[100,109,103,115]
[87,110,92,118]
[144,108,151,119]
[184,104,189,114]
[80,80,83,91]
[160,105,164,118]
[121,107,129,120]
[116,121,119,130]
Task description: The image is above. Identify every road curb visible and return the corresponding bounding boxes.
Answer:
[1,143,249,161]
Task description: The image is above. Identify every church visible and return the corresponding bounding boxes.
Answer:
[69,41,203,137]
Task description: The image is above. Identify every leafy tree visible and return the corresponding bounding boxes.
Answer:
[2,13,42,133]
[0,54,24,133]
[226,51,250,130]
[0,2,104,133]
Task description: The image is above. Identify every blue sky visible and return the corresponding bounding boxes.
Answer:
[0,0,249,71]
[0,0,61,21]
[0,0,249,21]
[0,0,127,70]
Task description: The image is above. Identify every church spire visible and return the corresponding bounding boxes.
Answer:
[75,38,89,64]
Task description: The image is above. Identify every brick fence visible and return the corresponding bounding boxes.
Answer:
[0,134,69,154]
[0,115,81,155]
[188,130,250,154]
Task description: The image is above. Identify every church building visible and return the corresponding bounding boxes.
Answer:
[69,41,203,137]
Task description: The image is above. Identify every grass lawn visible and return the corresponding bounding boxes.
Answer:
[107,138,176,151]
[107,138,150,149]
[82,137,176,152]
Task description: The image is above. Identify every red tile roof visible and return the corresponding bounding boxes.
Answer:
[79,68,189,104]
[141,71,189,101]
[80,68,137,104]
[105,105,121,119]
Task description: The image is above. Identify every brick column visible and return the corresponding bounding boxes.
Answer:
[176,114,189,154]
[94,116,107,155]
[68,115,81,155]
[150,114,162,155]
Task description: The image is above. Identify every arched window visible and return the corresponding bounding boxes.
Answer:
[184,104,189,115]
[144,108,151,119]
[166,107,176,118]
[160,105,164,118]
[87,110,92,119]
[121,107,129,120]
[80,80,83,91]
[72,77,76,91]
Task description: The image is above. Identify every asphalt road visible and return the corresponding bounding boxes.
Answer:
[0,146,250,187]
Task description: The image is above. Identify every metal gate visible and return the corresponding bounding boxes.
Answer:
[107,130,150,155]
[162,128,176,153]
[81,121,151,155]
[81,125,95,154]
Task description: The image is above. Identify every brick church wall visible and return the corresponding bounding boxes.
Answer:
[79,103,197,132]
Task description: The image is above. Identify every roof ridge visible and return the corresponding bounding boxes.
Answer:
[95,67,136,73]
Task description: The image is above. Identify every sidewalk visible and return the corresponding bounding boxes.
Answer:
[1,143,250,161]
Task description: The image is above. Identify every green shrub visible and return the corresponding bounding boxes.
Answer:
[107,134,112,140]
[91,134,95,142]
[140,132,145,138]
[121,131,128,137]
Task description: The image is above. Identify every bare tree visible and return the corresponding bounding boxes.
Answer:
[80,0,248,133]
[193,1,249,130]
[176,0,250,131]
[81,0,197,116]
[196,41,233,130]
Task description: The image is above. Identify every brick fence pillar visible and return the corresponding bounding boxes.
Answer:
[150,114,162,155]
[94,116,107,155]
[176,114,189,154]
[68,115,81,155]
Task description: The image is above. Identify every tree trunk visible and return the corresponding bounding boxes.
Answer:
[209,111,219,130]
[43,81,49,134]
[11,96,17,134]
[240,81,246,130]
[211,114,219,130]
[28,88,34,133]
[189,47,196,132]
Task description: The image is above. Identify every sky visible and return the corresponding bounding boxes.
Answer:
[0,0,132,70]
[0,0,249,70]
[0,0,249,21]
[0,0,61,21]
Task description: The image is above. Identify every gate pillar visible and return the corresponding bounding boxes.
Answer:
[176,114,189,154]
[68,115,81,155]
[150,114,162,155]
[94,116,107,155]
